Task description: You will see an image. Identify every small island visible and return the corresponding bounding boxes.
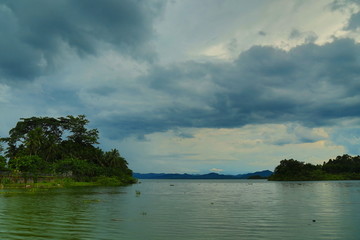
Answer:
[269,154,360,181]
[0,115,135,188]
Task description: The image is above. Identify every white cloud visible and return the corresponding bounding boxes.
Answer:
[155,0,352,63]
[210,168,224,173]
[115,124,345,174]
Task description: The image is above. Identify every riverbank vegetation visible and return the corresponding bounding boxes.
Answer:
[269,154,360,181]
[0,115,136,187]
[0,176,125,189]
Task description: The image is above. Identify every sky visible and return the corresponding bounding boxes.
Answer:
[1,0,360,174]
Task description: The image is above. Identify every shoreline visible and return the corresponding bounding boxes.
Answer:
[0,176,137,189]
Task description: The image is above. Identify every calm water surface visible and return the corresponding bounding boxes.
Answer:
[0,179,360,239]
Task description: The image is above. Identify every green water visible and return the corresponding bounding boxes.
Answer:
[0,180,360,239]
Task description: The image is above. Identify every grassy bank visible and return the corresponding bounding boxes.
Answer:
[0,176,137,189]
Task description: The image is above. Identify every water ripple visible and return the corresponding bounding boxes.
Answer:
[0,181,359,239]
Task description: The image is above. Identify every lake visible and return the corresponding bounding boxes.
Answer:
[0,179,359,239]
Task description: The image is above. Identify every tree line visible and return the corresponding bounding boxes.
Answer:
[269,154,360,181]
[0,115,135,184]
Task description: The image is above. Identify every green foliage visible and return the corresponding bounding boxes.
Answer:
[0,143,4,153]
[0,156,7,171]
[59,115,99,145]
[322,154,360,174]
[0,115,134,184]
[99,149,133,178]
[2,117,62,160]
[0,178,12,184]
[11,155,44,173]
[270,154,360,181]
[95,176,122,186]
[55,157,100,181]
[8,155,45,183]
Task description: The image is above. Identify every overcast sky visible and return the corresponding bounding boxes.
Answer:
[1,0,360,174]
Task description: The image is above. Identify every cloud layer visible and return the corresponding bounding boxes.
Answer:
[93,38,360,139]
[0,0,163,82]
[1,0,360,173]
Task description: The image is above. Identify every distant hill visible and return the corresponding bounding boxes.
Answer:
[133,170,273,179]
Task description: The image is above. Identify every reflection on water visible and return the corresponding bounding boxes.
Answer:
[0,180,359,239]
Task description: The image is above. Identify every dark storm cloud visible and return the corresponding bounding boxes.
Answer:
[215,38,360,127]
[346,12,360,29]
[98,38,360,139]
[0,0,164,81]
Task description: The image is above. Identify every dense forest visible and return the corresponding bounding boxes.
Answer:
[0,115,135,184]
[269,154,360,181]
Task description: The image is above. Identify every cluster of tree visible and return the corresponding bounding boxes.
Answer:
[0,115,135,184]
[269,154,360,181]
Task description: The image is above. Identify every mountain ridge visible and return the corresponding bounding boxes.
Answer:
[133,170,273,179]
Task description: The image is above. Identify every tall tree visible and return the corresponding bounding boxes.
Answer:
[1,115,134,183]
[60,115,99,145]
[2,117,63,160]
